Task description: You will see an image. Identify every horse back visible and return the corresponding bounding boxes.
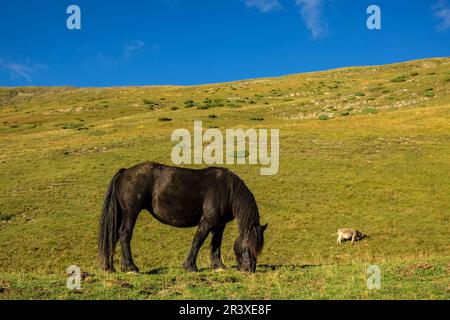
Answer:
[116,162,235,227]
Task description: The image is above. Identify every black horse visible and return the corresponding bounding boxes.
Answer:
[98,162,267,273]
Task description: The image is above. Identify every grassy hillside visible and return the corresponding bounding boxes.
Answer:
[0,58,449,299]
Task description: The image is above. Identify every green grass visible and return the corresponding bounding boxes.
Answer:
[362,107,378,115]
[1,258,448,299]
[1,57,450,299]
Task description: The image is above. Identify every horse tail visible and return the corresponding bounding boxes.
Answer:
[98,168,126,270]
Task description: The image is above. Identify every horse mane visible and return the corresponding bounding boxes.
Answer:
[229,172,264,255]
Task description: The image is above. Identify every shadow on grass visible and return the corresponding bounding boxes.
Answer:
[142,264,324,275]
[143,267,169,275]
[257,264,324,273]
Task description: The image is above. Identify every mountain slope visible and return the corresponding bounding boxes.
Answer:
[0,57,449,299]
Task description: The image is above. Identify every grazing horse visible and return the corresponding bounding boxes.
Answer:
[98,162,268,273]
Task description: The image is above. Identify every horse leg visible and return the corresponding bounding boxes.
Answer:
[183,220,212,272]
[210,225,226,270]
[119,209,140,273]
[107,236,120,273]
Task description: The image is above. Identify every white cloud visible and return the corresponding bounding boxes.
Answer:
[123,40,146,60]
[0,59,47,83]
[432,0,450,31]
[245,0,282,13]
[295,0,327,39]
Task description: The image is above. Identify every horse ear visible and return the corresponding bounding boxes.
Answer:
[261,223,268,232]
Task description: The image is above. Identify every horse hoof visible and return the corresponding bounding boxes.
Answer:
[183,264,198,272]
[121,265,140,273]
[126,271,139,275]
[104,267,116,273]
[213,263,227,271]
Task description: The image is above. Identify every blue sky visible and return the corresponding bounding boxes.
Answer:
[0,0,449,86]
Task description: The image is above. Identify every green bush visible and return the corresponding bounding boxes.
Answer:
[209,100,225,108]
[318,114,330,120]
[144,100,159,110]
[0,213,13,221]
[59,123,86,130]
[391,76,407,83]
[362,107,378,114]
[184,100,195,108]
